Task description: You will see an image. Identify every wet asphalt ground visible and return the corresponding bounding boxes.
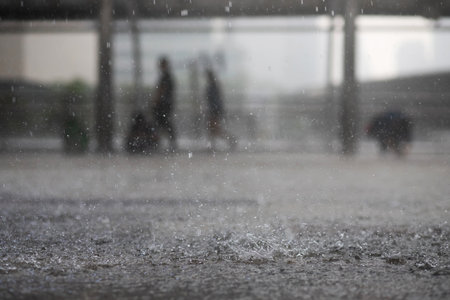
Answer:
[0,152,449,299]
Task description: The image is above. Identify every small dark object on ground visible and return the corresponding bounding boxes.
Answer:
[63,116,89,154]
[125,112,159,154]
[366,111,413,156]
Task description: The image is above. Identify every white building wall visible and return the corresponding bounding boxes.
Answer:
[23,32,97,84]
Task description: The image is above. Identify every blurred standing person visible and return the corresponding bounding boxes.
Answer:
[152,57,176,152]
[205,69,237,151]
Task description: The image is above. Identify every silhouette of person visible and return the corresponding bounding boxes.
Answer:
[366,110,413,156]
[152,56,176,152]
[125,112,158,154]
[205,69,237,151]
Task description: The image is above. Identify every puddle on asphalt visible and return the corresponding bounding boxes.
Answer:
[1,195,449,299]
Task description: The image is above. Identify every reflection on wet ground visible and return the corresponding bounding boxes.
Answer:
[0,153,449,299]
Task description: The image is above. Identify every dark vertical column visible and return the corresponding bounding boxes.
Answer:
[128,0,143,111]
[325,14,336,153]
[340,0,358,155]
[189,60,202,138]
[96,0,114,153]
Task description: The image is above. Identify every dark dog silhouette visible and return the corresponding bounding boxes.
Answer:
[367,111,413,155]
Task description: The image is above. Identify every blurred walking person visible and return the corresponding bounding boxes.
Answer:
[205,69,237,151]
[152,56,176,152]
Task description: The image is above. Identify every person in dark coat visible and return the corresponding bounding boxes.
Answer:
[366,110,413,156]
[205,69,237,151]
[152,57,176,152]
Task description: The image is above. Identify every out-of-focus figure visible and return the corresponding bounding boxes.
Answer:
[366,110,413,156]
[205,69,237,151]
[125,112,158,154]
[63,115,89,154]
[152,56,176,152]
